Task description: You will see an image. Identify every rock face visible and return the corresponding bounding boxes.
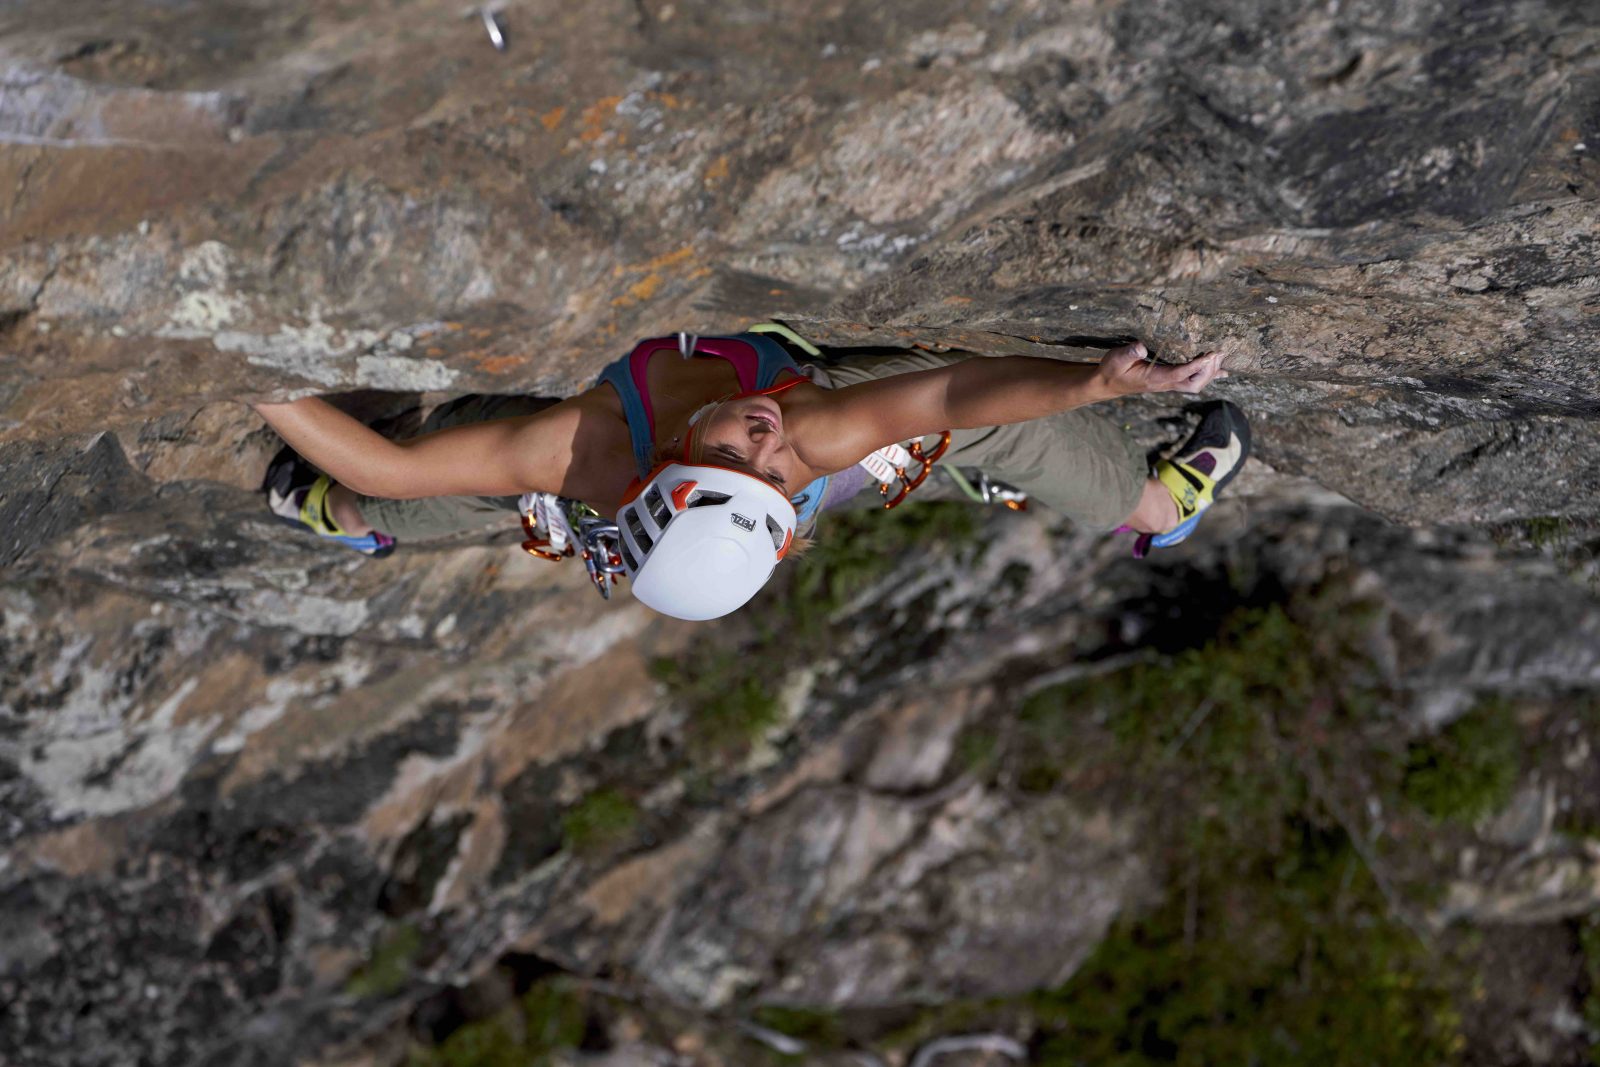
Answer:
[2,0,1600,1065]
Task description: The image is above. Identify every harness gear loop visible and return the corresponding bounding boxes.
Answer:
[879,431,951,509]
[519,493,626,599]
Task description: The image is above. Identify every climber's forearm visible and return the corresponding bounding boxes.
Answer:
[803,342,1225,472]
[943,343,1228,423]
[252,398,409,497]
[940,356,1115,428]
[253,396,587,500]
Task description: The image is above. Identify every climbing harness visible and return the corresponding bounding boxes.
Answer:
[518,492,627,598]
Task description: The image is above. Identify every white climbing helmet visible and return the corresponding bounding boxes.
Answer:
[616,462,797,621]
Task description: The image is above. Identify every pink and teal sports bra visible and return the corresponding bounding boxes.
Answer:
[595,334,831,523]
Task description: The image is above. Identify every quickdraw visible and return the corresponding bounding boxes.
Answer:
[974,470,1030,512]
[519,493,627,599]
[877,431,951,509]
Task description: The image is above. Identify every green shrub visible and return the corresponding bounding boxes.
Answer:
[1016,606,1322,843]
[651,655,782,762]
[752,1005,845,1047]
[521,978,588,1052]
[1578,918,1600,1060]
[790,502,979,624]
[345,921,421,999]
[419,1014,521,1067]
[561,788,639,854]
[1522,515,1571,548]
[1401,699,1521,824]
[1010,599,1465,1065]
[407,978,587,1067]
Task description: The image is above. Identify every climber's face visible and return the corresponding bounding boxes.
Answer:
[693,394,809,496]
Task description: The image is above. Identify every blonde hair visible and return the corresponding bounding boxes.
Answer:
[654,398,814,558]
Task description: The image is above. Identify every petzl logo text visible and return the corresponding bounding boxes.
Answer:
[730,513,756,531]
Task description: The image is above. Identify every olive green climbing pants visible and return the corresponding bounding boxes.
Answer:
[356,351,1147,539]
[807,349,1147,531]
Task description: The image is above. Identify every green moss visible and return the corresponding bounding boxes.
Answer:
[1557,812,1600,840]
[561,788,639,854]
[407,978,587,1067]
[752,1005,845,1048]
[345,921,421,999]
[521,978,589,1051]
[1522,515,1571,548]
[417,1014,522,1067]
[875,997,1012,1052]
[1401,699,1521,824]
[1577,917,1600,1064]
[652,655,783,762]
[953,727,998,775]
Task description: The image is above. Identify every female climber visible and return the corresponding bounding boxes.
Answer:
[253,327,1248,620]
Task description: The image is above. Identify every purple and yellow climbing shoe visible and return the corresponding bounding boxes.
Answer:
[262,446,396,557]
[1132,401,1251,558]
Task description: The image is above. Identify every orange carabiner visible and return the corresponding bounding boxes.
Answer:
[880,431,952,509]
[520,511,571,562]
[911,432,951,466]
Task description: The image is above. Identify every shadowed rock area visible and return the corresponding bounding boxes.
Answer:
[3,1,1600,1065]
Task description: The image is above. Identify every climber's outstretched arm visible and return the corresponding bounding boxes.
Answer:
[251,396,591,499]
[801,342,1226,473]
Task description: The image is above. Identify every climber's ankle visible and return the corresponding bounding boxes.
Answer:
[1123,478,1182,534]
[326,482,375,536]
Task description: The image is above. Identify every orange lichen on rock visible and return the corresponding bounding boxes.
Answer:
[612,273,664,307]
[476,354,523,374]
[579,96,623,143]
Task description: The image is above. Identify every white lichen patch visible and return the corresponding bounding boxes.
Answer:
[652,936,763,1009]
[214,311,382,386]
[205,309,460,389]
[903,22,989,65]
[161,288,249,337]
[15,677,209,819]
[981,20,1118,72]
[177,241,232,287]
[0,66,233,148]
[239,589,370,636]
[354,353,458,391]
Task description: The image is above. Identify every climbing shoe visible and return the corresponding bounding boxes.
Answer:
[1132,401,1251,558]
[262,446,396,557]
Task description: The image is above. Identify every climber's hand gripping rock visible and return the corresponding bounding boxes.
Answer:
[1096,342,1228,397]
